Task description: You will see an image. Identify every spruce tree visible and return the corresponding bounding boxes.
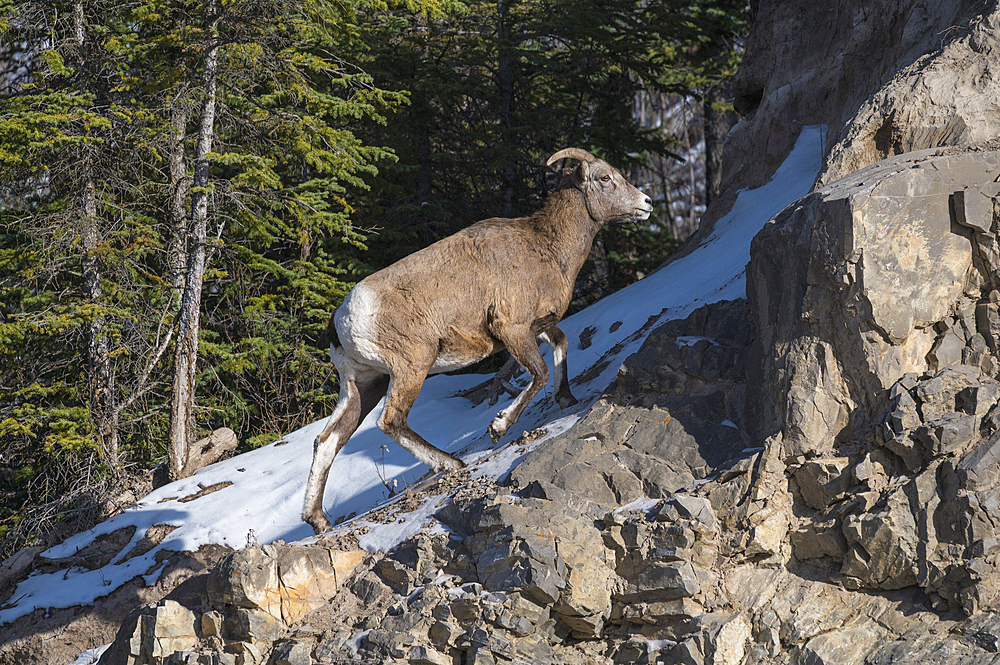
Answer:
[350,0,748,303]
[0,0,414,551]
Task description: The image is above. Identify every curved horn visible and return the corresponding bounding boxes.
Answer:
[546,147,596,167]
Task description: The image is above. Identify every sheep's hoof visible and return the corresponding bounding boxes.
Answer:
[489,420,506,444]
[556,392,579,409]
[304,512,332,535]
[442,457,466,472]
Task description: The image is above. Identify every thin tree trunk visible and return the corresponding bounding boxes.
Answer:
[169,0,219,480]
[496,0,517,217]
[703,84,735,209]
[74,0,119,475]
[414,90,433,207]
[83,173,118,473]
[72,1,84,44]
[108,97,185,468]
[686,117,696,234]
[168,100,189,291]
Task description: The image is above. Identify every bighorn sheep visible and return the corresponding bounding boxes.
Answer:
[303,148,653,532]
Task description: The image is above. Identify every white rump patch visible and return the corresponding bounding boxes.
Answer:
[335,282,387,369]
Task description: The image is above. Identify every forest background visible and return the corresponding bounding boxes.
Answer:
[0,0,747,559]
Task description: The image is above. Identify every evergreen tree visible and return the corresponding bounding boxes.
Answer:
[0,0,178,547]
[0,0,411,551]
[351,0,748,304]
[0,0,747,554]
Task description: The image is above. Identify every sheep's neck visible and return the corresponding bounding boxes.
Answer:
[531,188,601,282]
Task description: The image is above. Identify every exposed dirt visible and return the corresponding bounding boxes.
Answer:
[120,525,180,563]
[578,326,597,349]
[177,481,233,504]
[34,526,137,575]
[156,480,233,505]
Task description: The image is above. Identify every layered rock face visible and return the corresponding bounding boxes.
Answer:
[733,0,1000,644]
[696,0,997,238]
[747,147,1000,454]
[91,1,1000,664]
[821,7,1000,184]
[746,142,1000,614]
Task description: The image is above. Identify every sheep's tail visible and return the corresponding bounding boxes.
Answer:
[323,315,343,363]
[328,318,341,349]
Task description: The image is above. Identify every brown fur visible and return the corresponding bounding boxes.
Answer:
[302,149,652,533]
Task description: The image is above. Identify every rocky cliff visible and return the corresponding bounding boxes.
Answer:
[18,1,1000,664]
[695,0,999,238]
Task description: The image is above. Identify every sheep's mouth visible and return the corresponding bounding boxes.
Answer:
[630,205,654,222]
[608,205,653,225]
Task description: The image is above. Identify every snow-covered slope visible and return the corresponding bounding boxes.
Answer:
[0,125,825,627]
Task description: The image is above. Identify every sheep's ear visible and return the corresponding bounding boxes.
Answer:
[573,159,591,185]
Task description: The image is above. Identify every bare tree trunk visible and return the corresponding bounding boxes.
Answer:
[168,100,189,291]
[82,173,118,473]
[169,0,219,481]
[72,0,84,44]
[74,0,119,476]
[685,118,697,234]
[703,84,736,208]
[496,0,517,217]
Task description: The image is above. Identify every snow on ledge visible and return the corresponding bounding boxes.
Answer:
[2,125,825,626]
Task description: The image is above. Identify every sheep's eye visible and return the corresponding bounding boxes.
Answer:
[600,175,611,182]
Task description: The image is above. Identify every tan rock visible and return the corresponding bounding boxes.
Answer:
[794,457,853,510]
[745,506,789,557]
[705,613,751,665]
[201,609,223,637]
[841,486,919,590]
[622,598,703,624]
[143,600,198,659]
[723,566,783,612]
[209,544,364,626]
[799,622,888,665]
[276,546,364,624]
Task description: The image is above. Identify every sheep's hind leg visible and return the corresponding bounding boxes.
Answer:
[378,358,466,472]
[538,326,578,409]
[303,369,389,533]
[490,326,549,443]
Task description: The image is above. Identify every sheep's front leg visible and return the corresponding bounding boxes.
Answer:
[538,325,578,409]
[490,326,549,443]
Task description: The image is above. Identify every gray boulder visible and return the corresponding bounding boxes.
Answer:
[747,148,1000,461]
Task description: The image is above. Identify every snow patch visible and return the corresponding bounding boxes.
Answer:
[346,629,370,655]
[646,638,677,654]
[613,497,662,519]
[676,335,719,347]
[355,494,449,553]
[64,645,110,665]
[0,125,825,626]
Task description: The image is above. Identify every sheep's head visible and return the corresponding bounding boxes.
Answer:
[547,148,653,225]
